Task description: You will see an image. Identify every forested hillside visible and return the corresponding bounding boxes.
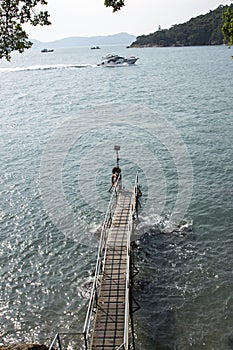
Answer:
[131,4,233,47]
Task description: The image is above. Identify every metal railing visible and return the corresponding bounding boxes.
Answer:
[48,332,86,350]
[116,343,126,350]
[122,172,139,350]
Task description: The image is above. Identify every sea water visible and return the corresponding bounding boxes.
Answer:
[0,45,233,349]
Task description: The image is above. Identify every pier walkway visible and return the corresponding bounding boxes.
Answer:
[91,189,133,349]
[48,172,139,350]
[83,172,139,350]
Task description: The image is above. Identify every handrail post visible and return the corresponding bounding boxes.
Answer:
[84,331,88,350]
[57,334,62,350]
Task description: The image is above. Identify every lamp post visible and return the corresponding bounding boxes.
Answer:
[114,145,120,167]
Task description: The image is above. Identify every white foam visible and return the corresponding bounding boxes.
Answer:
[133,213,193,239]
[0,63,92,73]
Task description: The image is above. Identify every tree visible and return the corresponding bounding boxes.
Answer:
[0,0,126,61]
[0,0,51,61]
[222,7,233,45]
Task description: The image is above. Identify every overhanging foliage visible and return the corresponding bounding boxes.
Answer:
[0,0,51,61]
[104,0,125,12]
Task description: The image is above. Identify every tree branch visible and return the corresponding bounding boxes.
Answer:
[104,0,125,12]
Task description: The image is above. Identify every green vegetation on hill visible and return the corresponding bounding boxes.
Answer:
[131,4,233,47]
[222,7,233,45]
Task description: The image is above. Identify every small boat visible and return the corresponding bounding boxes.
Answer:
[91,46,100,50]
[41,48,54,53]
[98,54,138,66]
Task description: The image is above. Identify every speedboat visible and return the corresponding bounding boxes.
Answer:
[98,54,138,66]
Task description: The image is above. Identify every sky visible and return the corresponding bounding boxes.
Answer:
[26,0,233,42]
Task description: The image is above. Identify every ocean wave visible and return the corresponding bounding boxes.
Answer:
[0,63,94,73]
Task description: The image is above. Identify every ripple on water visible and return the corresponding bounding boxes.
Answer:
[0,46,233,348]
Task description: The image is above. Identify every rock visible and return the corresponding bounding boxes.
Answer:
[0,344,49,350]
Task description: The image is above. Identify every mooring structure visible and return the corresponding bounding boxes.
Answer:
[49,146,140,350]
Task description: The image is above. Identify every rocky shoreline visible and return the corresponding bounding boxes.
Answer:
[0,344,50,350]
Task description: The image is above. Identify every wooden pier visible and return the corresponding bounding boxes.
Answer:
[91,189,134,349]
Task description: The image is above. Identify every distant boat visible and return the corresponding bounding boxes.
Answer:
[91,46,100,50]
[41,49,54,53]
